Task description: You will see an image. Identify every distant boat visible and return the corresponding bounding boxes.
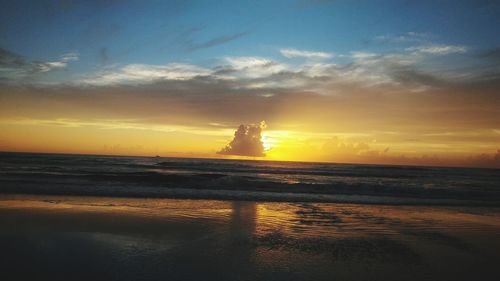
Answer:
[154,155,161,158]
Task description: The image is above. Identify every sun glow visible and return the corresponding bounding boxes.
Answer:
[261,132,274,152]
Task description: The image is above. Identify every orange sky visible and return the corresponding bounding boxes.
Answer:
[1,84,499,168]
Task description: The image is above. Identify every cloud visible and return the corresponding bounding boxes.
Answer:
[322,136,372,156]
[6,38,488,94]
[32,53,79,73]
[373,32,429,44]
[217,121,267,157]
[70,44,487,92]
[406,44,467,55]
[79,63,211,86]
[0,47,25,67]
[186,31,249,51]
[61,52,79,62]
[477,47,500,62]
[0,48,78,82]
[221,56,289,79]
[280,48,333,59]
[350,51,378,59]
[2,77,499,168]
[466,150,500,168]
[80,56,289,86]
[319,136,500,168]
[172,27,249,53]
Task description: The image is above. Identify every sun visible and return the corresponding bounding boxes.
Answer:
[261,132,274,152]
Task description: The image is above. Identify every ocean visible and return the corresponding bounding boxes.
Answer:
[1,152,499,205]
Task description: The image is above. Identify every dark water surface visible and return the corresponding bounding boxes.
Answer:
[1,195,499,281]
[1,152,500,205]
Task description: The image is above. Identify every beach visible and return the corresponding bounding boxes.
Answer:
[1,194,500,281]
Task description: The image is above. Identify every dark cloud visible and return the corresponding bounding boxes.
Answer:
[1,76,499,133]
[185,31,249,52]
[389,65,446,88]
[474,48,500,84]
[0,47,78,83]
[217,122,267,157]
[0,47,27,68]
[0,47,34,82]
[478,47,500,58]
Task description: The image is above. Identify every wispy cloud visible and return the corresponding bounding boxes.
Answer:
[0,48,79,82]
[0,47,25,67]
[174,27,250,53]
[61,52,79,62]
[280,48,333,59]
[79,63,211,86]
[186,31,249,51]
[32,52,79,73]
[477,47,500,62]
[406,44,467,55]
[373,32,429,44]
[8,38,484,95]
[0,117,233,137]
[73,44,477,91]
[221,56,289,79]
[350,51,378,60]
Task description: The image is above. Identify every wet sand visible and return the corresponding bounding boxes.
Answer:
[1,194,500,281]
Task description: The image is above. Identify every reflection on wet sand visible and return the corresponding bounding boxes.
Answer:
[230,201,257,241]
[0,195,499,281]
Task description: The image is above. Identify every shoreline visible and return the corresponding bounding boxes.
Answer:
[2,188,500,207]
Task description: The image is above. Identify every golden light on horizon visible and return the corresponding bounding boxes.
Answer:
[0,116,498,168]
[261,132,275,152]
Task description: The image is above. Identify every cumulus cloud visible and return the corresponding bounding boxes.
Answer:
[465,150,500,168]
[217,121,267,157]
[319,136,500,168]
[280,48,333,59]
[322,137,372,156]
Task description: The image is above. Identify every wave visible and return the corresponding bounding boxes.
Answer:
[1,171,499,206]
[1,152,500,206]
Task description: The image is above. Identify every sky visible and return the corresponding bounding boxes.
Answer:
[1,0,500,167]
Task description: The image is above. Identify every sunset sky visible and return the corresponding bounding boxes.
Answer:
[1,0,499,167]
